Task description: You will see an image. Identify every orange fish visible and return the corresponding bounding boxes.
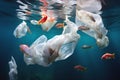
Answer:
[56,23,64,28]
[74,65,87,71]
[101,53,115,60]
[38,14,48,24]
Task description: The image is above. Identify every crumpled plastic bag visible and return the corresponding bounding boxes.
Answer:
[13,21,30,38]
[22,17,80,67]
[8,56,18,80]
[76,10,109,48]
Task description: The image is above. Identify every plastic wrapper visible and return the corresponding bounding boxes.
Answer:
[8,56,18,80]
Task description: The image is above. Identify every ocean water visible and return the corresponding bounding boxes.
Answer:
[0,0,120,80]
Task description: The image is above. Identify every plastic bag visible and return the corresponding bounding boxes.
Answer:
[8,56,18,80]
[76,10,109,48]
[23,18,80,67]
[13,21,30,38]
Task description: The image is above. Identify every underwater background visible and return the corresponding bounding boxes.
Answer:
[0,0,120,80]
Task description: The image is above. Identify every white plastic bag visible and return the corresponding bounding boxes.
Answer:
[22,17,80,67]
[8,56,18,80]
[13,21,30,38]
[76,10,109,48]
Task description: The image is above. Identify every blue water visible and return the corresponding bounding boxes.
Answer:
[1,0,120,80]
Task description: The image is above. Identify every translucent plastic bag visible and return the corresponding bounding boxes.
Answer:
[22,18,80,67]
[13,21,30,38]
[8,56,18,80]
[76,10,109,48]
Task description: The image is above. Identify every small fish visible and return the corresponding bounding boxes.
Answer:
[56,23,64,28]
[101,53,115,60]
[81,45,93,49]
[38,14,48,24]
[74,65,87,71]
[78,26,90,30]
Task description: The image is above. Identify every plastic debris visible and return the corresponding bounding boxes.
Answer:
[76,10,109,48]
[20,17,80,67]
[8,56,18,80]
[13,21,31,38]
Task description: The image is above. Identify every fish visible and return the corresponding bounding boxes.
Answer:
[101,53,115,60]
[81,45,93,49]
[74,65,87,71]
[55,23,64,28]
[38,14,48,24]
